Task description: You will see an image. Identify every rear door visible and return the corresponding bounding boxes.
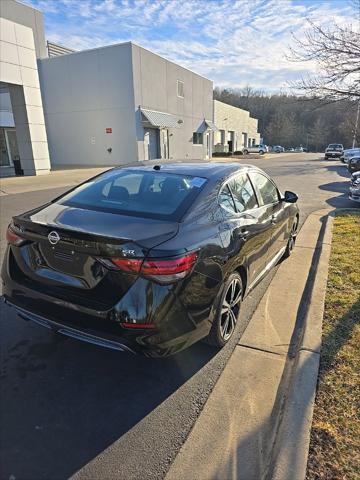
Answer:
[219,172,272,286]
[248,170,288,266]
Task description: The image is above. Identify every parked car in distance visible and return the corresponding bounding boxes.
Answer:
[243,144,269,155]
[287,148,295,152]
[272,145,285,153]
[325,143,344,159]
[295,147,304,152]
[349,171,360,203]
[2,162,299,358]
[347,156,360,174]
[341,148,360,164]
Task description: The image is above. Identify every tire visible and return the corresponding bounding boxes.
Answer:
[243,149,249,155]
[325,156,328,160]
[206,273,243,347]
[259,150,264,155]
[283,217,298,259]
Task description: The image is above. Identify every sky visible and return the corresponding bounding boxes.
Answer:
[24,0,358,92]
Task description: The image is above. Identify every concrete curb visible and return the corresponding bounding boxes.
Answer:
[268,211,334,480]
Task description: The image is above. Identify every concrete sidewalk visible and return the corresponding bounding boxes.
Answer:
[0,166,110,196]
[166,209,332,480]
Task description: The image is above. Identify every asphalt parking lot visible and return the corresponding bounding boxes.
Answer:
[0,153,357,479]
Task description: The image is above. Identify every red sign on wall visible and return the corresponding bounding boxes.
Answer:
[106,128,112,134]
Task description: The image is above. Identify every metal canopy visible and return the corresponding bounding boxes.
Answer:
[140,108,181,128]
[204,119,219,132]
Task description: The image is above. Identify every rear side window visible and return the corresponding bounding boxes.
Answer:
[219,185,236,213]
[228,173,258,212]
[250,171,279,205]
[58,169,207,221]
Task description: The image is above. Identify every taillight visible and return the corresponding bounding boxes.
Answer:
[106,252,198,283]
[6,225,26,247]
[110,258,142,273]
[141,253,198,282]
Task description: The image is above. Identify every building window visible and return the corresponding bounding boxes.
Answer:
[177,80,184,98]
[220,129,225,144]
[193,132,203,145]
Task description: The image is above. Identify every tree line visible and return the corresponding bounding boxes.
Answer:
[213,87,359,151]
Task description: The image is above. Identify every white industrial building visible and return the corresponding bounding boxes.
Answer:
[213,100,260,153]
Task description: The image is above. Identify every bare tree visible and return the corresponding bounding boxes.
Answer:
[288,4,360,102]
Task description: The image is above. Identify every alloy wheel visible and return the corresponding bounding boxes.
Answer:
[220,278,242,341]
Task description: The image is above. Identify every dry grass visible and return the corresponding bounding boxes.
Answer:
[306,212,360,480]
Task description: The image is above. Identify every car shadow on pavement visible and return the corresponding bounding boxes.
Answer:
[0,302,218,480]
[325,164,351,179]
[318,180,356,209]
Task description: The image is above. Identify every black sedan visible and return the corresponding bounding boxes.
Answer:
[2,163,299,357]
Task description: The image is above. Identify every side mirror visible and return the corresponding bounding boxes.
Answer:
[283,190,298,203]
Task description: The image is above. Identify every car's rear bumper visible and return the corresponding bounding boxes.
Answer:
[325,152,342,157]
[3,297,137,354]
[1,247,213,357]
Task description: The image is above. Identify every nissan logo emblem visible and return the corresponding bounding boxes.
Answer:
[48,231,60,245]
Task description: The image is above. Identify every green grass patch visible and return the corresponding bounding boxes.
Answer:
[306,212,360,480]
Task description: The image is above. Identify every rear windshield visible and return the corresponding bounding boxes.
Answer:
[328,144,343,149]
[57,169,207,221]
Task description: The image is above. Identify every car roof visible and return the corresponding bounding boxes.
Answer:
[115,161,259,180]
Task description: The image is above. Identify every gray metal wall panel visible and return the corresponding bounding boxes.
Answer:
[39,44,138,166]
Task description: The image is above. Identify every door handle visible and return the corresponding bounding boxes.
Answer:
[271,214,277,224]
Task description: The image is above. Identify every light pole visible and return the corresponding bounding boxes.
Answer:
[353,100,360,149]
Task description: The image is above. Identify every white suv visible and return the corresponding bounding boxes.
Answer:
[243,144,268,155]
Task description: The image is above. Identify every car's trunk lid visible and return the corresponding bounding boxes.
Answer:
[11,204,178,307]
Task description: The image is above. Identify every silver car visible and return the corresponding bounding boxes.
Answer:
[341,148,360,164]
[349,171,360,203]
[243,144,268,155]
[272,145,285,153]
